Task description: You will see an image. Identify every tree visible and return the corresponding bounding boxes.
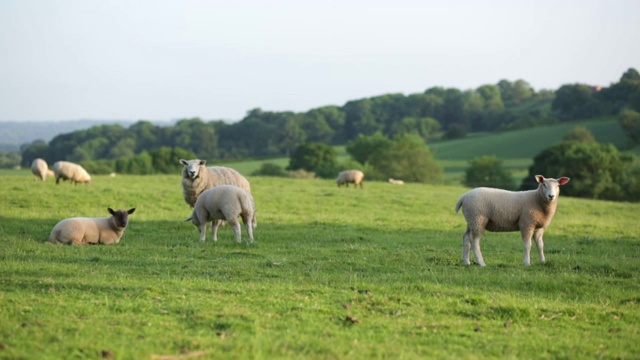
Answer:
[563,126,596,142]
[463,156,514,189]
[552,84,604,120]
[620,109,640,144]
[521,141,636,200]
[345,132,392,165]
[369,134,442,183]
[287,143,338,178]
[445,123,467,139]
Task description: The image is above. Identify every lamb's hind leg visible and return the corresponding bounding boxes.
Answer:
[228,218,242,243]
[470,228,486,266]
[462,227,472,265]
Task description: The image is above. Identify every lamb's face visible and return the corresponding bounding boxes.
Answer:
[181,159,206,180]
[108,208,136,228]
[540,180,560,202]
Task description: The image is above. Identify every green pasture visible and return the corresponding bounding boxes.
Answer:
[1,173,639,359]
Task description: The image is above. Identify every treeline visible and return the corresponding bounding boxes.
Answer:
[14,68,640,172]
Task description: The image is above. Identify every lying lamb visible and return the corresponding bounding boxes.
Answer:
[455,175,570,266]
[180,159,251,208]
[49,208,136,245]
[185,185,256,243]
[336,169,365,188]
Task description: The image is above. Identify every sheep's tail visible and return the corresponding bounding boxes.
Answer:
[455,195,464,213]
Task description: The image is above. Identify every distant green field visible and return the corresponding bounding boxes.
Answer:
[1,174,638,359]
[218,118,631,186]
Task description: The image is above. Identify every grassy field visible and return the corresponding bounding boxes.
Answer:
[1,173,639,359]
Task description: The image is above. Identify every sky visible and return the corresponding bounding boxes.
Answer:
[1,0,639,123]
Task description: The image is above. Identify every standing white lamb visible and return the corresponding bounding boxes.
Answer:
[185,185,257,243]
[31,158,50,181]
[53,161,92,185]
[49,208,136,245]
[455,175,570,266]
[180,159,251,208]
[336,170,365,188]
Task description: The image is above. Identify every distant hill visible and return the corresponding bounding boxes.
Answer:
[0,119,172,152]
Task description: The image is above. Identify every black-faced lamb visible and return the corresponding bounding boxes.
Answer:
[31,158,50,181]
[455,175,570,266]
[53,161,92,185]
[185,185,256,243]
[180,159,251,208]
[336,170,364,188]
[49,208,136,245]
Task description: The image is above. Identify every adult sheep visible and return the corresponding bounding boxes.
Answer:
[53,161,92,185]
[31,158,50,181]
[180,159,251,208]
[49,208,136,245]
[185,185,256,243]
[455,175,570,266]
[336,170,364,188]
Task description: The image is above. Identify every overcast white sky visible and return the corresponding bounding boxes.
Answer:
[1,0,639,122]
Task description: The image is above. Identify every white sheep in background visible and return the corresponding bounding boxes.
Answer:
[49,208,136,245]
[185,185,256,243]
[180,159,251,208]
[388,178,405,185]
[31,158,50,181]
[53,161,92,185]
[455,175,570,266]
[336,169,365,188]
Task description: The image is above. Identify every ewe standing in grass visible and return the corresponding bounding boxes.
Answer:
[31,158,50,181]
[455,175,570,266]
[49,208,136,245]
[336,170,365,188]
[185,185,256,243]
[180,159,251,207]
[52,161,92,185]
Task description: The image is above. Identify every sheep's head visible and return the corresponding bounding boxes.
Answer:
[108,208,136,228]
[180,159,206,180]
[535,175,570,202]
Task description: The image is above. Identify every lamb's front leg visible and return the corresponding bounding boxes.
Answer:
[199,223,207,242]
[533,228,545,263]
[211,220,221,242]
[521,228,535,266]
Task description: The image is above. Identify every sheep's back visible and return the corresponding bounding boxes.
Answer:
[204,167,251,192]
[458,188,533,229]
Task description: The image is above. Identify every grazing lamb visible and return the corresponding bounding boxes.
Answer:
[455,175,570,266]
[185,185,257,243]
[336,170,365,188]
[49,208,136,245]
[388,178,405,185]
[31,158,50,181]
[180,159,251,208]
[53,161,92,185]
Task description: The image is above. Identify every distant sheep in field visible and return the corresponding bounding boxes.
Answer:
[180,159,251,208]
[185,185,256,243]
[49,208,136,245]
[31,158,51,181]
[336,170,364,188]
[53,161,92,185]
[388,178,405,185]
[455,175,570,266]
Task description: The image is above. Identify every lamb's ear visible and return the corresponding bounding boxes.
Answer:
[199,159,207,166]
[184,216,193,222]
[127,208,136,214]
[179,159,187,166]
[535,175,545,183]
[108,208,115,215]
[558,177,570,185]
